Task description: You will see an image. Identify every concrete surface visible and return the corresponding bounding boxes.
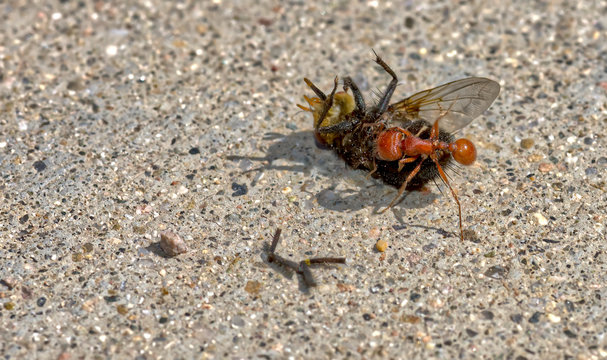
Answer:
[1,0,606,359]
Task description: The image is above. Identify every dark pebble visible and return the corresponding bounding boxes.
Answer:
[528,311,542,323]
[231,182,248,196]
[564,300,574,312]
[104,295,120,303]
[410,293,421,301]
[542,239,560,244]
[481,310,494,320]
[585,167,597,175]
[159,316,168,324]
[404,16,415,29]
[37,297,47,307]
[33,160,47,172]
[563,329,577,338]
[19,214,29,224]
[362,313,372,321]
[484,265,508,279]
[465,328,478,337]
[510,313,523,323]
[189,147,200,154]
[422,243,436,252]
[369,284,383,294]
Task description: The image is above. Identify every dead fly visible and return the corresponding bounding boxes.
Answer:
[265,228,346,287]
[298,54,500,240]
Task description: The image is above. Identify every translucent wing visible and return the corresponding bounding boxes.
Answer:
[387,77,500,133]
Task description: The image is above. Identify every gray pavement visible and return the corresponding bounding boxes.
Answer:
[1,1,606,359]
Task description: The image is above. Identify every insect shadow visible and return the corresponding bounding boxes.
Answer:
[226,130,438,213]
[261,228,346,291]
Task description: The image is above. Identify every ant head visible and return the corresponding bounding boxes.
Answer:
[450,138,476,165]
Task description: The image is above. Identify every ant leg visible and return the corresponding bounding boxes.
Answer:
[379,156,426,213]
[314,76,339,131]
[372,50,398,115]
[303,78,327,101]
[429,152,464,241]
[366,159,378,179]
[343,76,366,112]
[397,156,418,172]
[429,100,457,139]
[391,126,415,138]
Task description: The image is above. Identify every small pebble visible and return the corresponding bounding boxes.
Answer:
[520,138,534,149]
[538,163,553,173]
[82,243,94,253]
[546,313,561,323]
[189,147,200,154]
[368,227,380,238]
[116,304,128,315]
[231,182,248,196]
[244,280,261,296]
[528,311,542,323]
[0,277,18,290]
[159,231,189,256]
[375,239,388,252]
[33,160,47,172]
[401,315,421,324]
[585,167,597,176]
[510,314,523,323]
[484,265,507,279]
[533,212,548,226]
[231,316,245,328]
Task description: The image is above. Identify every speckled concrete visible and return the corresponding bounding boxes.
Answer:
[1,1,606,359]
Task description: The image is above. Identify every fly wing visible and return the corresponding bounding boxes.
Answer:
[387,77,500,133]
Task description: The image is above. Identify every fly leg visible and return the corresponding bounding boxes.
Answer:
[342,76,366,113]
[373,50,398,115]
[316,117,360,134]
